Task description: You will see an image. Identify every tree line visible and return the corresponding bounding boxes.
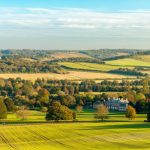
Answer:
[0,59,66,74]
[0,77,149,121]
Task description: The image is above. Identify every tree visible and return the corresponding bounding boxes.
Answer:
[0,99,7,119]
[46,102,75,121]
[38,88,50,104]
[95,104,109,121]
[135,93,146,101]
[126,91,136,102]
[16,106,31,120]
[76,105,83,113]
[126,105,136,120]
[69,86,74,95]
[147,112,150,122]
[146,102,150,122]
[143,77,150,94]
[4,98,16,112]
[60,95,76,107]
[0,79,5,87]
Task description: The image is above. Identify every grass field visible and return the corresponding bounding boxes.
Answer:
[132,55,150,63]
[0,111,149,150]
[106,58,150,67]
[59,62,133,72]
[0,71,134,81]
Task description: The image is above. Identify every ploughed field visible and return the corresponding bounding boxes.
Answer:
[0,112,150,150]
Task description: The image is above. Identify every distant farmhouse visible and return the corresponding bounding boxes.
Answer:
[93,98,129,112]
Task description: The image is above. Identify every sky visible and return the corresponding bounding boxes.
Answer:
[0,0,150,50]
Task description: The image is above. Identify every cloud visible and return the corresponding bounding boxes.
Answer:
[0,7,150,31]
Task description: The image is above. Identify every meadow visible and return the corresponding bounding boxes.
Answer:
[0,111,149,150]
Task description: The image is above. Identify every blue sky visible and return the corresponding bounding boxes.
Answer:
[1,0,150,11]
[0,0,150,49]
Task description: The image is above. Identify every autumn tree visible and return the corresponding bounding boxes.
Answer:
[46,102,75,121]
[0,99,7,119]
[38,88,50,104]
[4,98,16,112]
[126,91,136,102]
[95,104,109,121]
[16,106,31,120]
[146,102,150,122]
[143,77,150,94]
[126,105,136,120]
[76,105,83,113]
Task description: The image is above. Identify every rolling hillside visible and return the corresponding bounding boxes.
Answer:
[59,62,133,72]
[106,55,150,67]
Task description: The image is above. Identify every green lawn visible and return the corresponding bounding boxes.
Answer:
[3,110,146,122]
[0,111,149,150]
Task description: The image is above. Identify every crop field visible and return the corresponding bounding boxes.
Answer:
[132,55,150,63]
[59,62,133,72]
[0,112,149,150]
[106,58,150,67]
[51,52,91,59]
[0,71,134,81]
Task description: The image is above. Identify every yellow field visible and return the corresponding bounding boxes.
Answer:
[0,71,136,81]
[132,55,150,63]
[51,52,91,59]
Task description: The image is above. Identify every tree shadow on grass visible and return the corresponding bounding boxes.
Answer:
[81,122,150,130]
